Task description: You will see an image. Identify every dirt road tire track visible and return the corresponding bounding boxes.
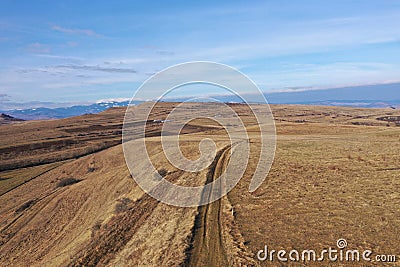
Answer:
[184,146,231,267]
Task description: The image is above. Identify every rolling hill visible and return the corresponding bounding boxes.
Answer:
[0,103,399,266]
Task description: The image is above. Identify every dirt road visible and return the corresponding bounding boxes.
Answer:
[186,146,231,267]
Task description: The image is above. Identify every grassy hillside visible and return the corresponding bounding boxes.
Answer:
[0,103,399,266]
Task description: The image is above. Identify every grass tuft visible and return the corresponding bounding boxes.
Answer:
[56,177,81,188]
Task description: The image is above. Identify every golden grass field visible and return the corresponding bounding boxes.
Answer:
[0,102,399,266]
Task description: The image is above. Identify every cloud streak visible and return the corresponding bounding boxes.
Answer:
[54,64,137,73]
[34,54,83,62]
[52,25,102,37]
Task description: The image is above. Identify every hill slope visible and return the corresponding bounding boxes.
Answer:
[0,113,24,125]
[1,103,400,266]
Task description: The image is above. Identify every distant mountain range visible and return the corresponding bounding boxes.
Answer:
[273,100,400,109]
[1,101,131,120]
[266,82,400,103]
[1,83,399,120]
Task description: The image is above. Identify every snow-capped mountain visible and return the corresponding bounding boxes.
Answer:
[1,100,134,120]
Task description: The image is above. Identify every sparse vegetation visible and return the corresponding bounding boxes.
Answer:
[91,220,102,238]
[157,168,168,178]
[115,197,133,213]
[152,168,168,181]
[70,196,158,266]
[15,199,37,213]
[88,160,96,172]
[55,177,81,188]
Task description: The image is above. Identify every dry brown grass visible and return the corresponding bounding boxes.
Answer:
[228,107,400,266]
[0,161,65,195]
[0,108,124,171]
[0,103,399,266]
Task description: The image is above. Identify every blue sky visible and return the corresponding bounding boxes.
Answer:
[0,0,399,104]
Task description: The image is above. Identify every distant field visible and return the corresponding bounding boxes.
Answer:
[0,103,399,266]
[0,108,124,171]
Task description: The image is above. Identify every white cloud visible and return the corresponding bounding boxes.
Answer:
[52,25,102,37]
[34,54,83,61]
